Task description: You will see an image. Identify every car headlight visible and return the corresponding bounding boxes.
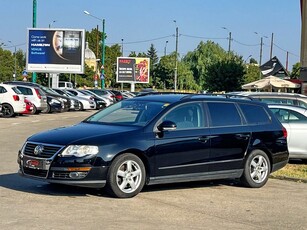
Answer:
[61,145,99,157]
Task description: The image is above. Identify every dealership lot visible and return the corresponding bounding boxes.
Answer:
[1,111,307,230]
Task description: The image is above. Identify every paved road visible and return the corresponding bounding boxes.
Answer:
[1,111,307,230]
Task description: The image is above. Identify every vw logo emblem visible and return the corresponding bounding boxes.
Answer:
[34,145,44,155]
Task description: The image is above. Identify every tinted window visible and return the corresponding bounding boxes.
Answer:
[297,100,307,108]
[208,102,242,127]
[163,102,205,129]
[17,86,33,95]
[270,108,307,123]
[86,100,167,126]
[0,86,7,94]
[259,98,295,105]
[239,103,270,124]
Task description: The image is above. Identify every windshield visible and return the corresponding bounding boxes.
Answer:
[85,99,168,126]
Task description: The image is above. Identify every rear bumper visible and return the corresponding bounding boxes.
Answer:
[272,159,288,172]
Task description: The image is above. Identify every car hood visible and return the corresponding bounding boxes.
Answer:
[28,122,140,146]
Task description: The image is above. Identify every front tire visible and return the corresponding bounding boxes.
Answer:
[240,150,270,188]
[106,153,145,198]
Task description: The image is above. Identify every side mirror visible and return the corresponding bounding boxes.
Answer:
[157,120,177,131]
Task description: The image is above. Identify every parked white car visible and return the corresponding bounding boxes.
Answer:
[268,104,307,162]
[0,83,26,117]
[14,85,48,114]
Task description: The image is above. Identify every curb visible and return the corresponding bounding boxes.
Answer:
[270,175,307,183]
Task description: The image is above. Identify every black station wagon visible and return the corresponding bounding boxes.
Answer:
[18,94,289,198]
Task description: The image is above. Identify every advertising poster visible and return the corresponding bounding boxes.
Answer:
[26,28,85,73]
[117,57,150,83]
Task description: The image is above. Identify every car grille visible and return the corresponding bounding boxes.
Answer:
[51,171,88,179]
[23,142,64,158]
[52,171,71,179]
[23,167,48,177]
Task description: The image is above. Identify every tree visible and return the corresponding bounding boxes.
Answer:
[249,58,258,64]
[147,44,159,87]
[0,48,15,82]
[290,62,300,79]
[206,55,245,92]
[183,41,228,90]
[243,64,261,84]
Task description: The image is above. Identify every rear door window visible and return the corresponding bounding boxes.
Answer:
[207,102,242,127]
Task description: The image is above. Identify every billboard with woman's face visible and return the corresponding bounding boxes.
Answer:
[116,57,150,83]
[26,28,85,74]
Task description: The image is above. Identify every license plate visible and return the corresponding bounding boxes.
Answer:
[23,156,43,169]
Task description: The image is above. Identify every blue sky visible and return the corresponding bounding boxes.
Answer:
[0,0,301,70]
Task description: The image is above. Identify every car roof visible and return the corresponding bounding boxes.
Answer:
[268,104,307,112]
[131,93,265,106]
[231,91,307,98]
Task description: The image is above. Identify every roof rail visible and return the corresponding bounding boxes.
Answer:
[181,93,255,101]
[136,91,192,97]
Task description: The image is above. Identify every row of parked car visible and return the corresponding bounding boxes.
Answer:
[0,81,136,118]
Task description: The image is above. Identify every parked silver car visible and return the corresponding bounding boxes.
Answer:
[231,92,307,108]
[52,88,95,110]
[268,104,307,162]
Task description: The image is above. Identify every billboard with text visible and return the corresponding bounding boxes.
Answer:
[26,28,85,73]
[116,57,150,83]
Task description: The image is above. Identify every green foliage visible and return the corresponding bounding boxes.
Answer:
[206,55,245,92]
[0,48,15,82]
[291,62,300,78]
[249,57,258,64]
[183,41,228,89]
[244,64,261,84]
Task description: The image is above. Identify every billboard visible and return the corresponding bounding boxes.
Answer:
[26,28,85,73]
[117,57,150,83]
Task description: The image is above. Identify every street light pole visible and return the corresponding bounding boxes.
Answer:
[84,11,106,89]
[8,41,16,81]
[173,20,178,92]
[222,27,232,53]
[164,40,168,56]
[49,20,56,28]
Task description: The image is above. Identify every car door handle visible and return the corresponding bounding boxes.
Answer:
[198,135,217,142]
[236,134,250,140]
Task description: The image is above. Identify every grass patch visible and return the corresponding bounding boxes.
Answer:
[271,161,307,180]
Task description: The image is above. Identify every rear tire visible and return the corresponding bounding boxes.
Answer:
[31,105,38,114]
[1,104,15,118]
[42,104,51,113]
[106,153,145,198]
[240,150,270,188]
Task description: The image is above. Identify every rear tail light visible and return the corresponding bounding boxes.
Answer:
[116,95,123,100]
[13,95,20,101]
[35,88,42,99]
[282,127,287,138]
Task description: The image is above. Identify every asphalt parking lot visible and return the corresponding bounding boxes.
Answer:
[1,111,307,230]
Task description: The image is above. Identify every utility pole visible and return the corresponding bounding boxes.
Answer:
[270,33,274,59]
[32,0,37,83]
[174,26,178,92]
[228,31,232,53]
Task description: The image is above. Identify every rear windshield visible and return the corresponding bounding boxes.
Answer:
[12,87,23,95]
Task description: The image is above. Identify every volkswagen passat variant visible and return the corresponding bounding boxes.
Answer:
[18,94,289,198]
